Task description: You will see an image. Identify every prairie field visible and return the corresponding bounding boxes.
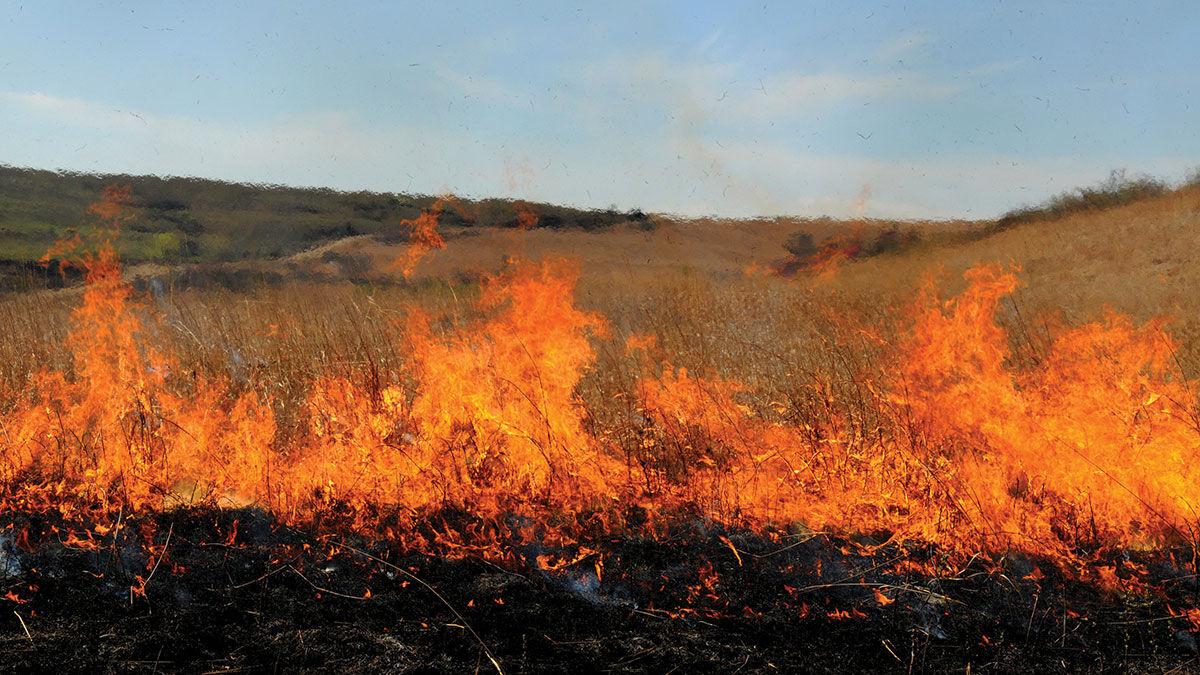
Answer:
[5,181,1200,420]
[4,178,1200,671]
[4,178,1200,534]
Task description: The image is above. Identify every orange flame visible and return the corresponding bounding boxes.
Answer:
[4,186,275,512]
[893,264,1200,554]
[395,198,450,278]
[3,187,1200,591]
[514,201,539,231]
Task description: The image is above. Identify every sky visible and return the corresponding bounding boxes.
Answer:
[1,1,1197,219]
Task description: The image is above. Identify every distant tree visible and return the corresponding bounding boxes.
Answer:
[783,230,817,259]
[866,227,920,256]
[993,168,1170,232]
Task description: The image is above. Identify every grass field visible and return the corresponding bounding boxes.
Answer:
[3,173,1200,559]
[5,173,1198,406]
[4,172,1200,671]
[0,165,651,271]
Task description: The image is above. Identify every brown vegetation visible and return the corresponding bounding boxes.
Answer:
[4,181,1200,671]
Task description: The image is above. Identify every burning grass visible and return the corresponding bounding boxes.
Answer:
[3,186,1200,670]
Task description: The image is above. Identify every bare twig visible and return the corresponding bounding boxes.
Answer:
[339,542,504,675]
[133,522,173,604]
[230,553,304,589]
[750,532,827,559]
[13,611,32,642]
[792,581,961,606]
[287,566,370,601]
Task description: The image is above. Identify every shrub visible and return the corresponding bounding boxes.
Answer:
[865,227,920,256]
[993,169,1169,231]
[783,230,817,259]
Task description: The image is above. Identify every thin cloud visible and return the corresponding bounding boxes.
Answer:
[586,55,960,126]
[732,70,959,121]
[435,66,527,107]
[875,30,936,62]
[696,28,723,53]
[0,91,146,131]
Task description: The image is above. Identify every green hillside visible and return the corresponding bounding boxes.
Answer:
[0,165,649,268]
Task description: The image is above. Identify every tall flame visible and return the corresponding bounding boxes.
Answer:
[893,264,1200,553]
[4,186,275,512]
[395,198,449,278]
[287,258,616,519]
[3,188,1199,582]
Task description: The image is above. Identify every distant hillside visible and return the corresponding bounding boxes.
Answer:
[826,180,1200,370]
[0,165,650,268]
[6,163,1194,297]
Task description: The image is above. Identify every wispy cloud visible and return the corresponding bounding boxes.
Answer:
[731,70,958,121]
[672,139,1200,218]
[696,28,723,53]
[875,30,935,62]
[435,66,529,107]
[1,3,1194,220]
[0,91,150,132]
[964,58,1029,79]
[0,89,582,205]
[0,90,442,192]
[586,54,959,127]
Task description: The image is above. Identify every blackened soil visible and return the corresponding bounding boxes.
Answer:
[1,508,1198,673]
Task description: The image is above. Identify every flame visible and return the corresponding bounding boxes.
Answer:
[404,258,617,509]
[395,197,450,278]
[627,264,1200,559]
[624,333,657,355]
[288,258,617,518]
[742,261,771,278]
[514,201,539,231]
[773,225,865,281]
[892,264,1200,554]
[804,239,859,282]
[498,201,540,263]
[3,186,276,512]
[3,186,1200,594]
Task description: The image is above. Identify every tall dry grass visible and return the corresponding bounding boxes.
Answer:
[4,184,1199,434]
[3,183,1200,565]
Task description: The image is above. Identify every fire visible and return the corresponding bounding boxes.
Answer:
[804,239,859,281]
[772,226,864,281]
[289,257,617,518]
[633,263,1200,557]
[395,197,450,278]
[2,186,275,512]
[624,333,657,355]
[514,201,539,230]
[404,258,616,508]
[3,186,1200,594]
[893,264,1200,554]
[627,265,1200,558]
[802,221,866,282]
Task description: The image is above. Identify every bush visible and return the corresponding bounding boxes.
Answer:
[993,169,1169,231]
[145,232,185,260]
[0,166,647,266]
[865,227,920,256]
[783,230,817,258]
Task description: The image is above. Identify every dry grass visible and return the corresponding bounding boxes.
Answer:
[3,182,1200,573]
[3,185,1199,438]
[831,184,1200,370]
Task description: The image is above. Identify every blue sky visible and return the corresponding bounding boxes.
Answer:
[1,1,1197,218]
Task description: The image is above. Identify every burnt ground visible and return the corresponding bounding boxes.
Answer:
[1,508,1199,674]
